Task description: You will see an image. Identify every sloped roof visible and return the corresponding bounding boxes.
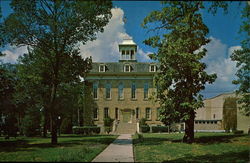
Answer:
[89,62,158,73]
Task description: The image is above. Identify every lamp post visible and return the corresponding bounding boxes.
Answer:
[58,116,61,136]
[79,76,85,126]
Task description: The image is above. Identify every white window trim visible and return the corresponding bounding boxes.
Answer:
[146,108,152,120]
[105,83,112,99]
[149,65,156,72]
[99,64,106,72]
[118,83,124,99]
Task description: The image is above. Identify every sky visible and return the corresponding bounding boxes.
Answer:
[0,1,247,99]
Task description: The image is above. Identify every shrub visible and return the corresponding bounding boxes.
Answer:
[104,117,114,134]
[60,118,72,134]
[22,108,41,137]
[152,126,168,133]
[139,118,147,126]
[233,130,244,134]
[134,132,144,142]
[140,125,150,133]
[72,126,100,135]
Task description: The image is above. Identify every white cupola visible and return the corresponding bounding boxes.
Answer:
[118,38,137,62]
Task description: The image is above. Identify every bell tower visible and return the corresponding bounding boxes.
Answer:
[118,38,137,62]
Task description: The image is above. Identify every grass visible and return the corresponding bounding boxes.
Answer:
[133,132,250,162]
[0,134,117,162]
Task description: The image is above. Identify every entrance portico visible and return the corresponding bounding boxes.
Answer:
[120,109,135,123]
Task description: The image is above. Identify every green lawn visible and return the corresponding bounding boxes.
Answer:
[0,134,117,162]
[133,132,250,162]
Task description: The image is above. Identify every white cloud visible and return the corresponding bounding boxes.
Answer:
[79,8,152,62]
[1,45,28,63]
[1,8,152,63]
[201,37,241,98]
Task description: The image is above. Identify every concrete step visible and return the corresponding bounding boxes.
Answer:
[115,123,137,134]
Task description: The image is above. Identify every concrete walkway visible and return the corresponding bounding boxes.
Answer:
[92,134,134,162]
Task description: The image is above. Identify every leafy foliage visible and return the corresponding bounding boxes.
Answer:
[231,3,250,116]
[1,0,112,144]
[223,97,237,132]
[142,2,217,143]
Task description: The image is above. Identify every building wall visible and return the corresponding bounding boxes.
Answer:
[195,92,249,132]
[89,78,162,126]
[237,107,250,133]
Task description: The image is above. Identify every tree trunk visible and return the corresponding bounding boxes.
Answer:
[43,111,48,138]
[49,82,58,144]
[50,114,57,144]
[183,111,195,143]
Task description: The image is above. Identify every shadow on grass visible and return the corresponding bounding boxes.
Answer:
[0,135,116,153]
[162,150,249,162]
[133,134,246,145]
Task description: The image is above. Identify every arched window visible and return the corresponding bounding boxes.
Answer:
[93,83,98,99]
[118,83,124,99]
[144,83,149,99]
[131,83,136,99]
[106,83,111,99]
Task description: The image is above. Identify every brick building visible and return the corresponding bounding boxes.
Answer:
[85,38,162,133]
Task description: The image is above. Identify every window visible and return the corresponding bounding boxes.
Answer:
[118,83,124,99]
[136,108,139,119]
[149,65,156,72]
[146,108,151,120]
[131,83,136,99]
[126,50,130,60]
[157,108,160,120]
[104,107,109,118]
[131,50,135,60]
[213,114,216,119]
[93,108,98,119]
[106,83,111,99]
[124,65,131,72]
[195,121,198,124]
[144,83,149,99]
[99,65,106,72]
[115,108,119,119]
[122,50,126,60]
[93,83,98,99]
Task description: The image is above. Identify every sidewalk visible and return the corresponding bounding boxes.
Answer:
[92,134,134,162]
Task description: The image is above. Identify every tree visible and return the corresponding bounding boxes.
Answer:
[223,97,237,132]
[0,63,19,138]
[2,0,112,144]
[231,3,250,116]
[142,2,216,143]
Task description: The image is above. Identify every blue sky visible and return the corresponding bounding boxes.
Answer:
[0,1,247,99]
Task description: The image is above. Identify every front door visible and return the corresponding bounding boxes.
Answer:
[122,109,132,123]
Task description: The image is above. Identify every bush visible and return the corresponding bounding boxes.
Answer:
[233,130,243,134]
[60,118,72,134]
[140,125,150,133]
[104,117,114,127]
[104,117,114,134]
[139,118,147,126]
[134,132,144,142]
[22,108,41,137]
[152,126,168,133]
[72,126,100,135]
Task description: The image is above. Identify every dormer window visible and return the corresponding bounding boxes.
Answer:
[149,65,156,72]
[124,64,131,72]
[99,64,106,72]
